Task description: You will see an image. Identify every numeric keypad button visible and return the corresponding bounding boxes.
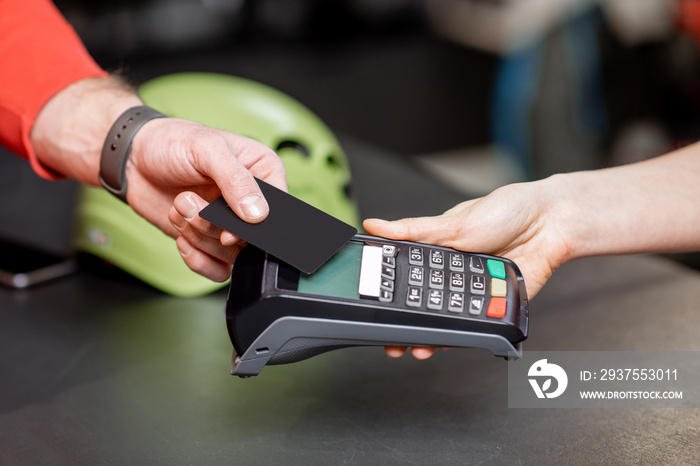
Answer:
[430,250,445,269]
[450,253,465,272]
[450,272,465,292]
[429,269,444,289]
[427,290,443,310]
[409,247,424,266]
[448,292,465,313]
[470,275,486,295]
[408,267,424,286]
[406,287,423,307]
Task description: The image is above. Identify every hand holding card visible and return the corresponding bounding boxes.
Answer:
[199,178,357,274]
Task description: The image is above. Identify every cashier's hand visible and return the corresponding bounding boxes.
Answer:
[128,118,287,282]
[364,180,573,359]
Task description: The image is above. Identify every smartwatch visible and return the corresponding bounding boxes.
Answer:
[99,106,166,203]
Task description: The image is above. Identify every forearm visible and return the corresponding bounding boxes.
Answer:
[551,143,700,262]
[29,75,143,185]
[0,0,109,177]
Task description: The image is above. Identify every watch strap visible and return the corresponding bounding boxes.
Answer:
[99,105,166,203]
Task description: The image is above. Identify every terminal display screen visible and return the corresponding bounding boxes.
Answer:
[297,242,362,300]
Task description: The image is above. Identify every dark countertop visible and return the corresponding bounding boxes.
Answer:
[1,253,700,465]
[2,137,700,464]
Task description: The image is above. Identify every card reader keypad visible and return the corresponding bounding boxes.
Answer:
[359,244,511,320]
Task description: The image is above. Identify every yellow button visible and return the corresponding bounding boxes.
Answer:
[491,278,507,297]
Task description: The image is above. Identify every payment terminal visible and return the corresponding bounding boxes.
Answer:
[226,234,529,377]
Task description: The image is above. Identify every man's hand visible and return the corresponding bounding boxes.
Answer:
[129,117,286,282]
[31,76,287,282]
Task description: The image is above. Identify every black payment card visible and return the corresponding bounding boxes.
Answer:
[199,178,357,274]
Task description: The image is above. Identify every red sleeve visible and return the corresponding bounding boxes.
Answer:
[677,0,700,46]
[0,0,108,179]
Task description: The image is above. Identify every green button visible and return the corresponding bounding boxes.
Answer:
[487,259,506,279]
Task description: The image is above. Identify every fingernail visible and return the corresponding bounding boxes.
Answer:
[176,195,198,220]
[221,231,237,246]
[239,194,268,220]
[177,239,192,256]
[171,206,187,229]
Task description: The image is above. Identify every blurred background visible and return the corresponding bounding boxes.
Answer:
[3,0,700,267]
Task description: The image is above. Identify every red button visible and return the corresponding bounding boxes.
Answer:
[486,297,507,318]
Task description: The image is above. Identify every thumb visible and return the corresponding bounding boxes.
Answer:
[212,165,269,224]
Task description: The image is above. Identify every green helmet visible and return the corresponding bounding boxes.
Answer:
[74,72,359,297]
